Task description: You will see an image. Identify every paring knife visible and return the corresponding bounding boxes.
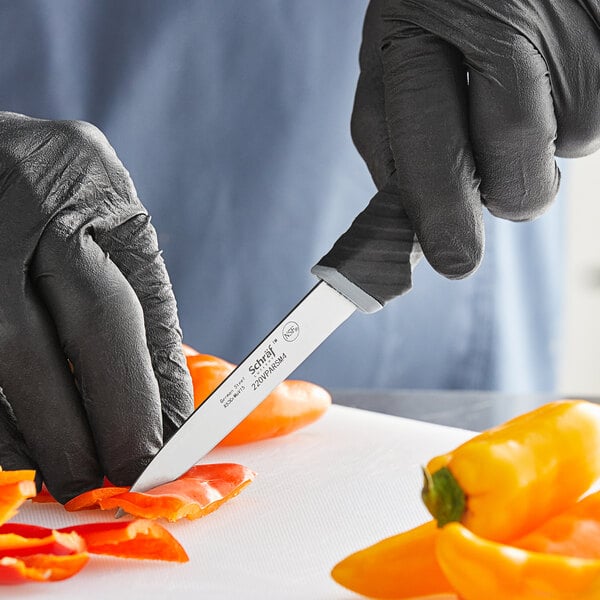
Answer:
[126,186,420,495]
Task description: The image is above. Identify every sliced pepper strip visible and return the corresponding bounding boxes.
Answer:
[0,530,85,558]
[63,464,255,522]
[423,400,600,541]
[100,464,255,521]
[437,522,600,600]
[0,523,88,585]
[0,521,188,562]
[0,553,89,584]
[62,521,188,562]
[64,485,129,511]
[0,481,37,525]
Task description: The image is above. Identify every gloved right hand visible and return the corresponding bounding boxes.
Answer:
[0,112,194,503]
[352,0,600,279]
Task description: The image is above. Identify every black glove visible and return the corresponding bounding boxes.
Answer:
[0,112,194,503]
[352,0,600,278]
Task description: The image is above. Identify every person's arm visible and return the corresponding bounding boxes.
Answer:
[0,112,193,503]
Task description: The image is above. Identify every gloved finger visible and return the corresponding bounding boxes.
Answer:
[381,21,483,279]
[0,389,42,489]
[466,33,560,221]
[541,3,600,158]
[94,214,194,442]
[0,284,103,503]
[31,222,164,487]
[351,0,395,189]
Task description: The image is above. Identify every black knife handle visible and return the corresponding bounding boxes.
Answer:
[311,188,421,313]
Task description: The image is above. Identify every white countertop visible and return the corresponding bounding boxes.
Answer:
[10,404,474,598]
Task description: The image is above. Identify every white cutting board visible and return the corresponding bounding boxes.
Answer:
[9,405,474,599]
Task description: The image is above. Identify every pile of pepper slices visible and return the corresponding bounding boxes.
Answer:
[0,348,332,585]
[332,399,600,600]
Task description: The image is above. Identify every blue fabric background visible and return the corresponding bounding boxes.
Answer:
[0,0,566,391]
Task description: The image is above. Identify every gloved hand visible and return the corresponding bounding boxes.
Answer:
[0,112,194,503]
[352,0,600,278]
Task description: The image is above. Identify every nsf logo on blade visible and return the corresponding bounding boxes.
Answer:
[282,321,299,342]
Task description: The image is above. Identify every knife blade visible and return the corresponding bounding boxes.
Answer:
[124,185,419,502]
[124,281,355,498]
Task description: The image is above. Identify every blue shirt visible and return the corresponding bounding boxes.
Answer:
[0,0,565,392]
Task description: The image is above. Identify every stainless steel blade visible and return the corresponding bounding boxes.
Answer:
[127,280,356,493]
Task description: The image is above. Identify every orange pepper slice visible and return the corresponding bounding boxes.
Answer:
[0,470,36,485]
[64,463,255,522]
[0,530,85,558]
[62,520,189,562]
[100,463,255,521]
[1,520,188,563]
[0,553,89,584]
[0,468,192,585]
[0,511,88,585]
[64,485,129,511]
[0,481,37,526]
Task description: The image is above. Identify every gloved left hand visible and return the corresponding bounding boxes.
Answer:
[0,112,194,503]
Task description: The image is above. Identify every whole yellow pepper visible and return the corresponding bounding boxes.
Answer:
[422,400,600,541]
[437,522,600,600]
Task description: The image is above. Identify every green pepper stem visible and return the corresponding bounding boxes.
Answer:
[421,466,466,527]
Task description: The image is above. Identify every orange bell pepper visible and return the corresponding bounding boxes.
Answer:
[423,400,600,541]
[186,353,331,445]
[65,463,255,522]
[437,521,600,600]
